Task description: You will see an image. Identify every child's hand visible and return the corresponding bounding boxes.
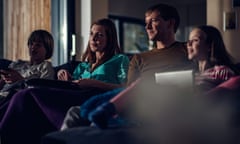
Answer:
[57,69,72,81]
[1,68,24,83]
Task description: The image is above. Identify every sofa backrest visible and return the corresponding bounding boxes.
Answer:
[0,58,12,70]
[53,61,81,79]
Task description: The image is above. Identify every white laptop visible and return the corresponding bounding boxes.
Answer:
[155,70,194,90]
[130,70,195,123]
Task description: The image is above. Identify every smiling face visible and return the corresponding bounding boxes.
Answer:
[145,10,170,41]
[28,41,47,64]
[89,24,107,53]
[187,28,210,61]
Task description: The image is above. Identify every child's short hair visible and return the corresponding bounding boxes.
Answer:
[27,29,54,59]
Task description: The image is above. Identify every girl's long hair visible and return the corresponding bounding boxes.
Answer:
[197,25,239,74]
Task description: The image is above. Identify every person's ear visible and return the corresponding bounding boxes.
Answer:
[168,19,175,31]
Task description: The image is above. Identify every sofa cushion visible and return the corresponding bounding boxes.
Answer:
[0,58,12,70]
[42,127,139,144]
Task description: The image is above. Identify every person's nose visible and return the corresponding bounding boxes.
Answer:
[91,34,98,42]
[187,40,192,47]
[145,22,152,29]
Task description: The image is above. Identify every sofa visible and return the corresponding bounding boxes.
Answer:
[40,61,240,144]
[1,58,240,144]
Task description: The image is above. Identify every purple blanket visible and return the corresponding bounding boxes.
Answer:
[0,87,107,144]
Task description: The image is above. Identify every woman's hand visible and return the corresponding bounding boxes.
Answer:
[57,69,72,81]
[0,68,24,84]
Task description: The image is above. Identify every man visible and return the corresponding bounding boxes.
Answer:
[60,3,193,130]
[42,3,194,144]
[127,3,192,84]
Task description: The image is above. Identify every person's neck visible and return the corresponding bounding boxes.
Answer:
[198,60,211,73]
[92,52,105,71]
[30,59,44,65]
[95,52,105,63]
[156,38,176,49]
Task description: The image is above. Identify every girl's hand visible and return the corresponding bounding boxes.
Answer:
[57,69,72,81]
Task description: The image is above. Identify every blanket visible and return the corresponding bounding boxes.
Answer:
[0,87,107,144]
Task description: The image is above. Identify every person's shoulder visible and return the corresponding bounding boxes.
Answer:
[129,50,150,60]
[76,61,89,69]
[131,48,163,60]
[11,59,27,64]
[9,59,28,67]
[113,54,128,58]
[39,61,54,69]
[128,51,152,64]
[112,54,130,61]
[41,60,53,66]
[39,60,52,66]
[171,41,188,54]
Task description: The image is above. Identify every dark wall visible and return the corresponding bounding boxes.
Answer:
[109,0,206,42]
[0,0,3,58]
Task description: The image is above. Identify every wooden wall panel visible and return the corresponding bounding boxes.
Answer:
[3,0,51,61]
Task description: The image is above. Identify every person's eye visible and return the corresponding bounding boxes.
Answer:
[189,39,199,43]
[151,18,161,24]
[193,39,200,43]
[151,19,158,22]
[96,33,104,38]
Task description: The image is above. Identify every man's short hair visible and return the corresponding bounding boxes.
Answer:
[146,3,180,33]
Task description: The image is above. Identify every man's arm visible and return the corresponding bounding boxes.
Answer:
[127,54,141,86]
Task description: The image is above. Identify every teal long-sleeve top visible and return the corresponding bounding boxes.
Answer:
[72,54,129,85]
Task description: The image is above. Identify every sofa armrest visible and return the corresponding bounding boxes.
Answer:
[205,76,240,98]
[42,127,136,144]
[25,78,83,90]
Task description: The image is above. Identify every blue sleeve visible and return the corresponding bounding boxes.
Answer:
[80,87,125,119]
